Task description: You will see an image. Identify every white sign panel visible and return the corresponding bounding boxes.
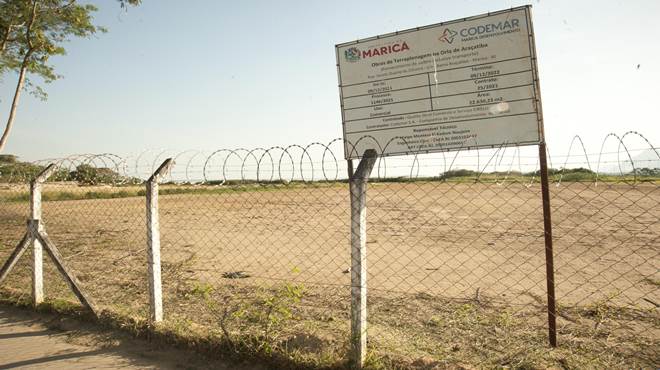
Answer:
[336,6,544,159]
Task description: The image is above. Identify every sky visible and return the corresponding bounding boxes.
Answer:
[1,0,659,162]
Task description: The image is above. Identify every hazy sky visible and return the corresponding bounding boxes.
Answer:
[1,0,658,161]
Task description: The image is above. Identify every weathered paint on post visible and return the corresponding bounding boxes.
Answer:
[0,163,99,317]
[348,149,377,369]
[29,163,57,305]
[30,180,44,304]
[146,158,173,323]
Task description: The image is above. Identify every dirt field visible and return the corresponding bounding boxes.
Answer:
[0,180,658,367]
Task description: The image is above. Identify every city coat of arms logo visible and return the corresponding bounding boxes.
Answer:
[344,47,361,62]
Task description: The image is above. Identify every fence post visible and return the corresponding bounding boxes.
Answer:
[30,164,57,305]
[349,149,377,369]
[146,158,173,323]
[538,142,557,346]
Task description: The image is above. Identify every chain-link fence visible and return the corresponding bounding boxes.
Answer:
[0,135,658,368]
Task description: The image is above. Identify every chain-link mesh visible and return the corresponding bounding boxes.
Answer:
[0,158,31,303]
[0,136,658,368]
[0,154,148,317]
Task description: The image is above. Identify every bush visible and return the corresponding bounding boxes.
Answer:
[439,169,477,180]
[0,154,18,163]
[67,164,122,185]
[635,167,660,177]
[0,156,44,183]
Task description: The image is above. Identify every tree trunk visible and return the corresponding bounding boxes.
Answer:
[0,58,29,153]
[0,1,38,153]
[0,24,21,53]
[0,28,10,53]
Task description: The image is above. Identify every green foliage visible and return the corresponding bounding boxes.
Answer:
[233,283,305,353]
[584,291,622,327]
[528,167,594,177]
[1,0,140,97]
[118,0,142,8]
[439,169,477,180]
[188,282,213,300]
[0,154,17,163]
[0,1,142,152]
[636,167,660,177]
[0,155,129,185]
[68,163,122,185]
[0,158,44,182]
[1,0,105,92]
[554,167,597,182]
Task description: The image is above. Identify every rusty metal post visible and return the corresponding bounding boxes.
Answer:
[539,142,557,347]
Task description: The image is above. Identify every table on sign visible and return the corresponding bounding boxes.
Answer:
[341,56,537,137]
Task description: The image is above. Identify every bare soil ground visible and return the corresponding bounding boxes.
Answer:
[0,180,658,368]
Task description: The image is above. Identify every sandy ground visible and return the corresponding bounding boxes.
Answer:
[0,181,657,367]
[0,305,262,369]
[0,181,657,308]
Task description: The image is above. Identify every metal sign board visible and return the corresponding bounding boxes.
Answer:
[336,6,544,159]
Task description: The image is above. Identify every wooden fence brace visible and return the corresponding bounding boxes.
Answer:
[30,163,57,305]
[146,158,174,323]
[348,149,377,369]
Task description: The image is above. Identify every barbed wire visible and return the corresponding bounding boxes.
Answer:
[1,132,655,186]
[0,131,657,368]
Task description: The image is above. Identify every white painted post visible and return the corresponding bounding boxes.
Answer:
[348,149,377,369]
[30,180,43,305]
[29,164,57,306]
[146,158,173,323]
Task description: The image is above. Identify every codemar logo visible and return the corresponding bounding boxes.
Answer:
[438,28,458,44]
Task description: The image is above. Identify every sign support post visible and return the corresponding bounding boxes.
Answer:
[146,158,173,323]
[336,4,557,349]
[349,149,377,369]
[538,142,557,346]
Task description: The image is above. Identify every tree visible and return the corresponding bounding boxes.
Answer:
[119,0,142,8]
[0,0,139,153]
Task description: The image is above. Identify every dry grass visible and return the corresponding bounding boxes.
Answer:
[1,281,657,369]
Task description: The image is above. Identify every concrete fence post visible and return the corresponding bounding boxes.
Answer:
[1,163,98,316]
[29,164,57,305]
[146,158,173,323]
[348,149,377,369]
